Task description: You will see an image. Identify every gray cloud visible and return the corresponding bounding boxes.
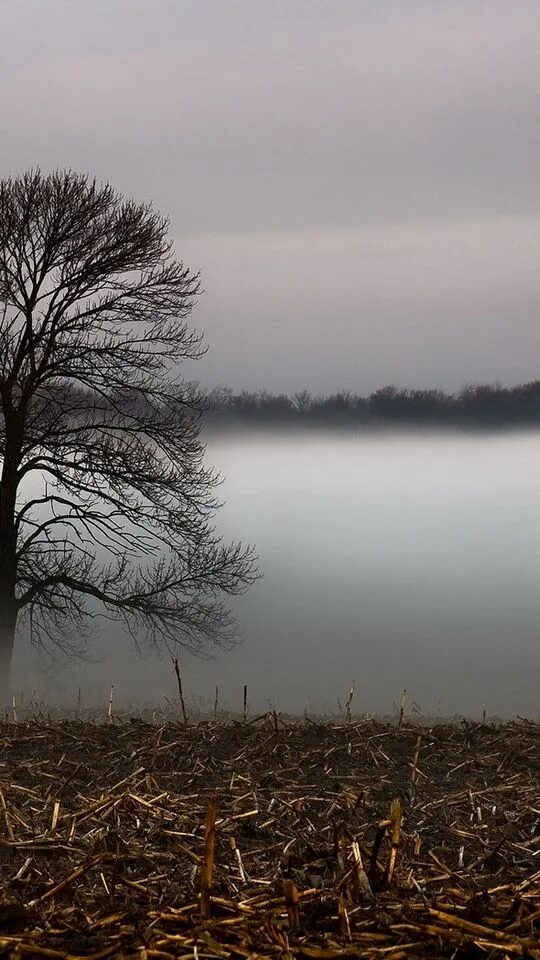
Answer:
[181,217,540,393]
[1,0,540,390]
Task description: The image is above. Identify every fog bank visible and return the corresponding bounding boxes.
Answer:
[13,429,540,717]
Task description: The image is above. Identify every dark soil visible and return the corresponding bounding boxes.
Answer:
[0,715,538,957]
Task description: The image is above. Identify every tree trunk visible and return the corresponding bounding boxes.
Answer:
[0,426,20,705]
[0,605,16,704]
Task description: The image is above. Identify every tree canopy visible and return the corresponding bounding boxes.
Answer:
[0,169,257,693]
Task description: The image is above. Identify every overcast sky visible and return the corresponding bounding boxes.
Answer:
[2,0,540,393]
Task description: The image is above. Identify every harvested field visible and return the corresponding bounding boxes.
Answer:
[0,715,538,958]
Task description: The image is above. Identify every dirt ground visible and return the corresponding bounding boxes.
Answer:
[0,715,538,958]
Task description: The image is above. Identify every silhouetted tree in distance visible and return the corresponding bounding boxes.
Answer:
[204,382,540,427]
[0,170,257,697]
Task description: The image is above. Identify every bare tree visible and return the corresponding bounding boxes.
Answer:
[0,169,257,697]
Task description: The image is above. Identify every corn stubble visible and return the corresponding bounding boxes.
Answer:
[0,713,537,957]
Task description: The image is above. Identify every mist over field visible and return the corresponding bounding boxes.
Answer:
[13,428,539,718]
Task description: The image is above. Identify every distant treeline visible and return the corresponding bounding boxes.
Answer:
[204,382,540,428]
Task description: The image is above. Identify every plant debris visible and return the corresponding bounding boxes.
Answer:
[0,715,538,958]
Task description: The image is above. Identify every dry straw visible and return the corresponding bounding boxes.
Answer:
[0,713,537,956]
